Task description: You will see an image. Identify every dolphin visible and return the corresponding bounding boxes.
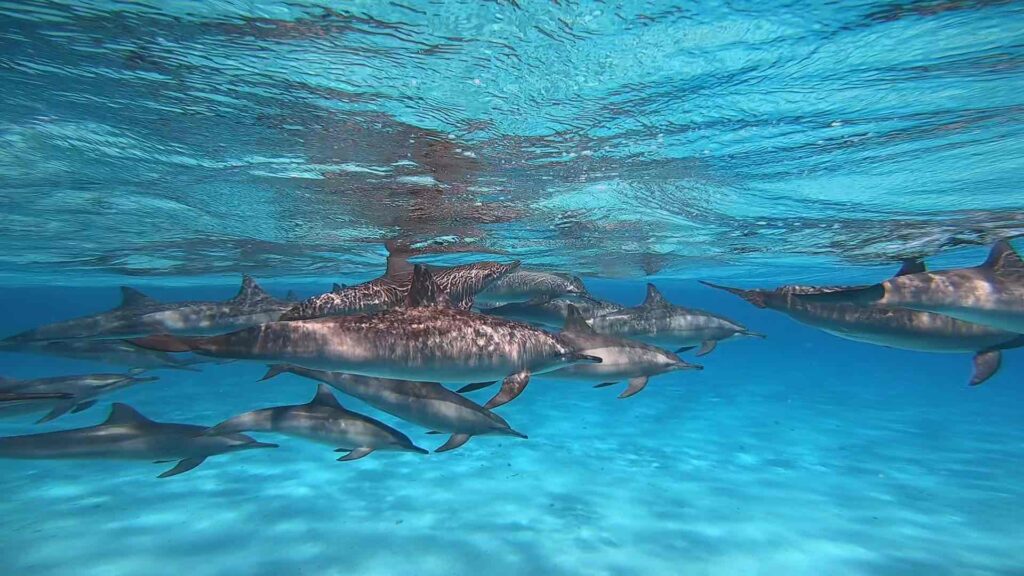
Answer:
[260,364,527,452]
[0,369,159,423]
[0,339,210,372]
[793,240,1024,334]
[206,384,427,460]
[0,392,73,404]
[535,305,703,398]
[130,265,601,410]
[587,284,764,355]
[0,403,276,478]
[475,269,589,305]
[4,276,294,342]
[702,260,1023,386]
[480,294,624,329]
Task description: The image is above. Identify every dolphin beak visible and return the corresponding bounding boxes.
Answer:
[409,445,430,455]
[507,428,528,439]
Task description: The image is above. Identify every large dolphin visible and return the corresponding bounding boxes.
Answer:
[0,339,210,372]
[131,265,601,409]
[0,403,276,478]
[0,369,159,423]
[701,261,1023,386]
[480,294,623,329]
[4,276,294,342]
[207,384,427,460]
[794,240,1024,334]
[260,364,526,453]
[587,284,764,355]
[475,269,589,305]
[537,305,702,398]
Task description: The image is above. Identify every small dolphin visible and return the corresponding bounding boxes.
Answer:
[794,240,1024,334]
[480,295,623,329]
[0,339,209,372]
[4,276,294,342]
[0,392,73,404]
[0,369,159,423]
[475,269,589,305]
[587,284,764,355]
[0,403,276,478]
[537,305,702,398]
[131,265,601,410]
[207,384,427,460]
[261,364,526,452]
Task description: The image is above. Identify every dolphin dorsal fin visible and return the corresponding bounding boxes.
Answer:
[642,283,670,307]
[982,240,1024,273]
[232,275,271,303]
[563,304,597,334]
[102,403,155,426]
[406,265,452,308]
[118,287,157,308]
[895,259,926,277]
[310,384,344,409]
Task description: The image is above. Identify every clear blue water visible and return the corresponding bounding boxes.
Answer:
[1,1,1023,574]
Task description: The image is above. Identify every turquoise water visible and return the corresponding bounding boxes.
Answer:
[1,1,1023,574]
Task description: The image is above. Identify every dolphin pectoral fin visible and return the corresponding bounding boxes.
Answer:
[336,447,374,462]
[970,350,1002,386]
[696,340,717,357]
[456,381,497,393]
[619,376,649,399]
[675,346,695,353]
[36,401,77,424]
[158,457,206,478]
[483,372,530,409]
[70,400,97,414]
[593,382,618,388]
[435,434,471,453]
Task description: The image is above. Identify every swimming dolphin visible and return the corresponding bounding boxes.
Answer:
[0,392,73,404]
[0,369,159,423]
[793,240,1024,334]
[260,364,527,452]
[206,384,427,460]
[701,260,1023,386]
[587,284,764,355]
[0,339,209,372]
[538,305,703,398]
[475,269,589,305]
[4,276,294,342]
[480,294,624,329]
[131,265,601,410]
[0,403,276,478]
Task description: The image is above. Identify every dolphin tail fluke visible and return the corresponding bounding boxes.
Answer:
[336,447,374,461]
[698,281,768,308]
[158,457,206,478]
[696,340,717,357]
[483,372,531,410]
[619,376,650,399]
[970,350,1002,386]
[127,335,195,353]
[456,381,497,393]
[435,433,471,453]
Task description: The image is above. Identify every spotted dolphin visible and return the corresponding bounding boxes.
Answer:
[0,369,159,423]
[475,269,589,306]
[260,364,526,453]
[587,284,764,355]
[794,240,1024,334]
[207,384,427,461]
[130,265,601,410]
[480,294,623,329]
[0,403,276,478]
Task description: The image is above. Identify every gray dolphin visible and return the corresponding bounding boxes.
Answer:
[475,269,589,305]
[587,284,764,355]
[794,240,1024,334]
[480,294,624,329]
[131,265,601,410]
[0,403,276,478]
[260,364,526,453]
[206,384,427,460]
[0,392,73,404]
[0,369,159,423]
[0,339,209,372]
[4,276,294,342]
[539,305,703,398]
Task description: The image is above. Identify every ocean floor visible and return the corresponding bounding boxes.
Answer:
[0,282,1022,576]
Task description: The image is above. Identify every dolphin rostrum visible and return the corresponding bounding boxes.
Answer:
[0,403,276,478]
[0,369,159,423]
[793,240,1024,334]
[261,364,527,452]
[587,284,764,355]
[475,269,589,305]
[4,276,294,342]
[207,383,428,460]
[480,294,623,329]
[130,265,601,410]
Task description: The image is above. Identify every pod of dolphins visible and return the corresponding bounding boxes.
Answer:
[0,240,1019,478]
